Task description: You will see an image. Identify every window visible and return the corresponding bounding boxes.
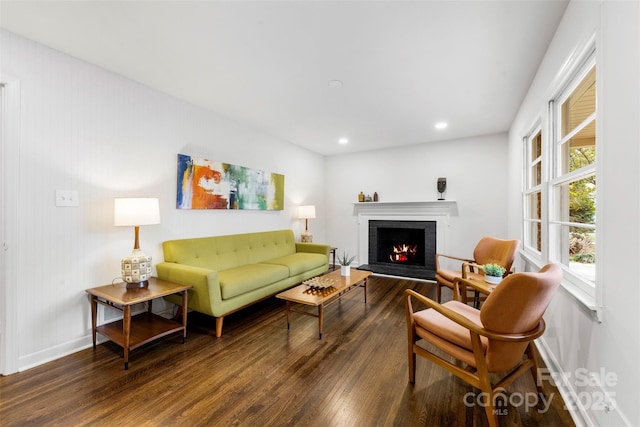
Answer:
[524,127,543,255]
[521,48,597,302]
[550,59,596,289]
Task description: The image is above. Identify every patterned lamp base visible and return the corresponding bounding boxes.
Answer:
[122,249,153,289]
[301,230,313,243]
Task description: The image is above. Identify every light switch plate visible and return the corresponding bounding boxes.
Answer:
[55,189,79,207]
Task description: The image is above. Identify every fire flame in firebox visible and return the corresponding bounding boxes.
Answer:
[389,243,418,263]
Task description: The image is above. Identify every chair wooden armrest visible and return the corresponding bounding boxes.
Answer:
[405,289,545,343]
[435,253,474,269]
[461,262,483,278]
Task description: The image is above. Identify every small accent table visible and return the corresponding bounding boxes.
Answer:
[86,277,191,370]
[276,269,371,339]
[454,277,496,307]
[330,247,337,271]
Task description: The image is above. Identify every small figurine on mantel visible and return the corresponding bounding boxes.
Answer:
[373,192,378,202]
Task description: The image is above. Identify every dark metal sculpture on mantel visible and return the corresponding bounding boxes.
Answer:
[437,177,447,200]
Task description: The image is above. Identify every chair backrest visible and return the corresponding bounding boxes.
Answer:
[480,263,562,334]
[473,236,521,273]
[479,263,562,372]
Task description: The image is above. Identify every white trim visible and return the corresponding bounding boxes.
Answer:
[0,76,20,375]
[536,336,629,426]
[520,250,600,322]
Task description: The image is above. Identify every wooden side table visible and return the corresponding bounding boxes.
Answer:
[86,277,191,370]
[330,247,337,271]
[454,277,496,308]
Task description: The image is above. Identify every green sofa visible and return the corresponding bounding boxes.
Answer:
[156,229,330,337]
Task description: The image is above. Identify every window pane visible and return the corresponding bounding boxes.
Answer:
[526,221,542,252]
[556,176,596,225]
[561,67,596,138]
[525,190,542,252]
[569,176,596,225]
[526,192,541,220]
[569,225,595,284]
[531,131,542,160]
[561,124,596,174]
[528,130,542,187]
[531,160,542,186]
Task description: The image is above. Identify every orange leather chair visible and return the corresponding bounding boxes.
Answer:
[435,236,520,303]
[405,264,562,427]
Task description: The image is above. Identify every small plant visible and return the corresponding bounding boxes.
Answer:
[338,252,356,266]
[483,263,506,277]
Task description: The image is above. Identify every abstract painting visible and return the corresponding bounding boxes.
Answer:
[176,154,285,210]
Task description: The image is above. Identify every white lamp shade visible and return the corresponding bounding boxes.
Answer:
[114,198,161,226]
[298,205,316,219]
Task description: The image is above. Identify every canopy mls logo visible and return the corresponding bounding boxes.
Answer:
[463,387,554,415]
[463,368,618,415]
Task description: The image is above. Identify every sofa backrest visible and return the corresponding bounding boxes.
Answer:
[162,229,297,271]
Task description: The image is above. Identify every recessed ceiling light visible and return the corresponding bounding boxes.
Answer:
[338,138,349,144]
[435,122,448,129]
[329,80,343,88]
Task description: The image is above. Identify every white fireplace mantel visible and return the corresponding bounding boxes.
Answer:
[353,200,458,217]
[353,200,458,268]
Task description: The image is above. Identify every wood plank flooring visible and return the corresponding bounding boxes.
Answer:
[0,276,575,426]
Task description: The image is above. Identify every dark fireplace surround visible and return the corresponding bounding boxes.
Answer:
[359,220,436,280]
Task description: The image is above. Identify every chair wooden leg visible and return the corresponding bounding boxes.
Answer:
[483,396,499,427]
[405,292,417,383]
[470,332,499,427]
[526,342,545,395]
[408,344,416,384]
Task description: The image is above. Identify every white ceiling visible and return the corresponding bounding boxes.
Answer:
[0,0,568,156]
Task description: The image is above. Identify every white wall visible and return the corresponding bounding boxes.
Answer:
[0,30,326,372]
[508,1,640,426]
[324,133,510,265]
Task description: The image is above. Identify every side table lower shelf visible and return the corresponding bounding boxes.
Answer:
[96,312,187,351]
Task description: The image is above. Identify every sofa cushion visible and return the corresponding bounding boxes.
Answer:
[162,230,297,271]
[219,263,289,300]
[261,252,327,276]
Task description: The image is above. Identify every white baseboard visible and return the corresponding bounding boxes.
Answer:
[18,335,95,372]
[16,303,173,372]
[536,336,630,427]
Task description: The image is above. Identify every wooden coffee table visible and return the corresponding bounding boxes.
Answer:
[276,269,372,339]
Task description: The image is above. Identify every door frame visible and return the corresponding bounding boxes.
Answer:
[1,76,21,375]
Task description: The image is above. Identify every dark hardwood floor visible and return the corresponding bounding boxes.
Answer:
[0,276,575,426]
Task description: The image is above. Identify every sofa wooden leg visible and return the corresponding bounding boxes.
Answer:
[215,317,224,337]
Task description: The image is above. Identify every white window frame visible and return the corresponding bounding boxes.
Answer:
[549,52,597,302]
[520,38,600,319]
[522,122,544,261]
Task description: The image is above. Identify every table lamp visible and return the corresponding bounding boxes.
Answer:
[298,205,316,243]
[114,197,161,289]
